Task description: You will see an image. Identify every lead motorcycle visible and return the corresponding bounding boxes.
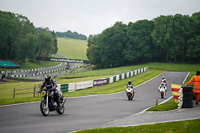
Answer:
[125,86,135,101]
[40,88,66,116]
[158,82,167,98]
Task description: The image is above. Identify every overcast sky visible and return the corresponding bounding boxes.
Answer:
[0,0,199,36]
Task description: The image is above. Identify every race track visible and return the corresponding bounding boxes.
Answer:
[0,72,188,133]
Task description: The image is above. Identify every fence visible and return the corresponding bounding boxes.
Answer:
[57,67,148,93]
[13,84,36,98]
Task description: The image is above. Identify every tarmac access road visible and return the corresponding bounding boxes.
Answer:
[0,72,188,133]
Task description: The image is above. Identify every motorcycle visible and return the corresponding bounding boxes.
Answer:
[40,88,66,116]
[125,86,135,101]
[158,83,167,98]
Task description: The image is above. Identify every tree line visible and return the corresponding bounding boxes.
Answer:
[56,30,87,40]
[0,10,58,64]
[87,12,200,68]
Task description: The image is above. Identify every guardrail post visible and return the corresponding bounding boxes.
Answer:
[33,84,36,97]
[13,88,15,98]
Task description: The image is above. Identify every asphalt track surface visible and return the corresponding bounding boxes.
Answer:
[0,72,188,133]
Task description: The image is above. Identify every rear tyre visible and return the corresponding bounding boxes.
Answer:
[161,92,164,99]
[40,101,49,116]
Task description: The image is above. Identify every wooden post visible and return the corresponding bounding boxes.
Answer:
[13,88,15,98]
[155,98,158,106]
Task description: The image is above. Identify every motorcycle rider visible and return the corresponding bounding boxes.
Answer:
[38,74,61,107]
[161,76,167,86]
[126,80,134,89]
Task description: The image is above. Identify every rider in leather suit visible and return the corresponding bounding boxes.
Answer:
[38,74,61,107]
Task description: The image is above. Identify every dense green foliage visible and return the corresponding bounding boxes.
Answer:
[87,12,200,68]
[56,30,87,40]
[0,10,58,64]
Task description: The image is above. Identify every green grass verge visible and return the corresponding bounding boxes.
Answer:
[57,38,88,59]
[76,119,200,133]
[145,62,200,72]
[56,64,147,79]
[147,99,178,111]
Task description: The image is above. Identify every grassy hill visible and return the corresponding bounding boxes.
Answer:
[57,38,88,60]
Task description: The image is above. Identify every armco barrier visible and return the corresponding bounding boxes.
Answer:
[75,80,93,90]
[68,83,75,92]
[58,67,148,93]
[106,78,110,84]
[109,77,114,84]
[61,84,68,92]
[135,70,137,75]
[94,79,105,86]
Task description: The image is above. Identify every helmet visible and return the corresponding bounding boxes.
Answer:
[45,74,52,83]
[128,80,131,85]
[196,71,200,75]
[162,76,165,79]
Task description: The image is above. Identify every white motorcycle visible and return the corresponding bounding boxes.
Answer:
[125,86,135,101]
[158,82,167,98]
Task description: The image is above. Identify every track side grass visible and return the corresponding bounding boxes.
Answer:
[76,119,200,133]
[57,38,88,59]
[147,99,178,111]
[145,62,200,72]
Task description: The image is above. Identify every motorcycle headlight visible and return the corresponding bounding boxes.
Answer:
[41,91,46,96]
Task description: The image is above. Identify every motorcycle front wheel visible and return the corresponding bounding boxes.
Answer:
[57,105,65,114]
[40,101,49,116]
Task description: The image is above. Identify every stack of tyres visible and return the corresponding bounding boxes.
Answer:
[182,86,193,108]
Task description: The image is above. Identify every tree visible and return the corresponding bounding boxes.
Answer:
[52,31,58,54]
[151,15,174,62]
[17,33,38,64]
[125,20,155,64]
[88,22,128,68]
[186,12,200,63]
[37,30,55,57]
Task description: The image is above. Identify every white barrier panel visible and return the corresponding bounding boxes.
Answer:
[127,72,129,78]
[138,69,140,74]
[135,70,137,75]
[109,77,113,84]
[57,84,61,91]
[116,75,119,81]
[75,80,93,90]
[131,71,134,77]
[141,68,143,73]
[68,83,75,92]
[122,73,125,79]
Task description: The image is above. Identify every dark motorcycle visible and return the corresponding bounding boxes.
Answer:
[40,88,66,116]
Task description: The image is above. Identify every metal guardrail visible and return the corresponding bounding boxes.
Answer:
[13,84,36,98]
